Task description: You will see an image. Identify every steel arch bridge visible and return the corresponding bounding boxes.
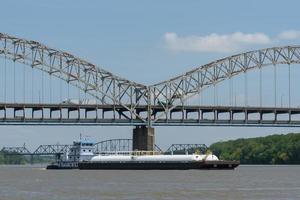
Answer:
[94,139,162,153]
[1,32,300,126]
[165,144,208,155]
[94,139,132,153]
[1,139,163,155]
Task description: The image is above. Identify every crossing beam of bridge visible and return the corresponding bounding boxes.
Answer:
[132,126,155,151]
[165,144,208,154]
[1,146,31,155]
[4,33,300,151]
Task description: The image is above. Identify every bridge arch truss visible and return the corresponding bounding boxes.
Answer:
[1,33,300,126]
[0,33,148,123]
[149,46,300,124]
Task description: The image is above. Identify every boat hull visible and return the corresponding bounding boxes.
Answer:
[46,164,77,170]
[78,160,239,170]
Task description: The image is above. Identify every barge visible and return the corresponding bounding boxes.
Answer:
[47,138,239,170]
[78,153,239,170]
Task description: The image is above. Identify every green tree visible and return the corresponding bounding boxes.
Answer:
[210,133,300,164]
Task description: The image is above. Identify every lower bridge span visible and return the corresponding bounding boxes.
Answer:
[0,103,299,127]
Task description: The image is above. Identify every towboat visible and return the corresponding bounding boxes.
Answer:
[46,138,95,170]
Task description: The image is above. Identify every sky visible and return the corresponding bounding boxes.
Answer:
[1,0,300,150]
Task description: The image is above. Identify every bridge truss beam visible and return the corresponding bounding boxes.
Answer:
[0,103,299,126]
[165,144,208,154]
[1,33,300,127]
[1,146,31,155]
[150,46,300,123]
[0,33,148,123]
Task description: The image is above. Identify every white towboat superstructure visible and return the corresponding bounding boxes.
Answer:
[46,138,95,169]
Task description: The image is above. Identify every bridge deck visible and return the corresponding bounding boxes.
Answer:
[0,103,300,126]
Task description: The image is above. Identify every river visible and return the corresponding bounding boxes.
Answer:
[0,165,299,200]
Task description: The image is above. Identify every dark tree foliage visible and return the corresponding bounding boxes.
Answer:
[0,151,27,164]
[210,133,300,164]
[0,151,54,165]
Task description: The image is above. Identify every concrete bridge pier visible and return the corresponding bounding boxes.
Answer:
[132,126,155,151]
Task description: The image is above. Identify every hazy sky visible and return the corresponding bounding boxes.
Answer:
[1,0,300,150]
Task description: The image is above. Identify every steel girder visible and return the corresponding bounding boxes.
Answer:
[94,139,132,152]
[1,144,71,155]
[165,144,208,154]
[1,33,300,126]
[0,33,148,123]
[1,146,31,155]
[93,138,162,152]
[33,144,72,155]
[149,46,300,123]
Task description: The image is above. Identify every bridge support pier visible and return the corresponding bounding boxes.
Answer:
[132,126,155,151]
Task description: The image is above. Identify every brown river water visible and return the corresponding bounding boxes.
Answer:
[0,165,299,200]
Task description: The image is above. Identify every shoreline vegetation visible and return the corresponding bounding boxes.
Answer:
[1,133,299,165]
[0,152,54,165]
[210,133,300,164]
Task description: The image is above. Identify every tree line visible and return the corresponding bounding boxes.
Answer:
[210,133,300,164]
[0,151,54,165]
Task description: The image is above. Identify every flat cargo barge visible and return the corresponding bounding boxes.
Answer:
[78,154,239,170]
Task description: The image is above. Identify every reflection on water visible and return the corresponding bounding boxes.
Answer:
[0,165,299,200]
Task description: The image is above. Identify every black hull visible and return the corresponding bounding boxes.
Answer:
[78,160,239,170]
[46,164,77,170]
